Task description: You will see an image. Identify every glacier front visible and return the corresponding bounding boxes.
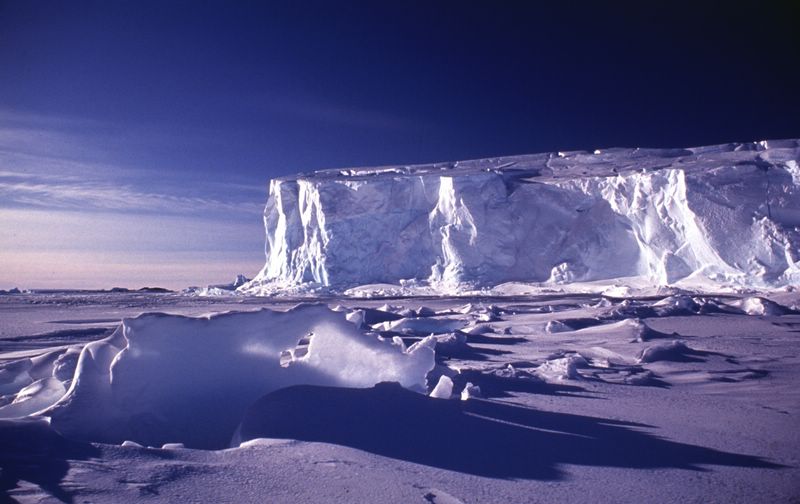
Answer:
[241,139,800,295]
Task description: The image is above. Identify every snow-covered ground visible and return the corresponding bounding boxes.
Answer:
[1,290,799,503]
[1,140,799,503]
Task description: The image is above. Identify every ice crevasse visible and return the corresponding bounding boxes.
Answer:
[241,139,800,294]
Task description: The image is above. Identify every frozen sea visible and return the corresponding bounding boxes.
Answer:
[1,289,798,503]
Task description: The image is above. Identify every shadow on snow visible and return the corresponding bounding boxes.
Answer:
[0,419,100,504]
[238,382,784,480]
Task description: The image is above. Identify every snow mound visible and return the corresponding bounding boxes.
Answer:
[546,318,605,333]
[26,305,435,449]
[375,317,466,335]
[637,341,704,363]
[241,139,800,294]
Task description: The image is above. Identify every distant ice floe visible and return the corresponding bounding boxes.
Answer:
[183,274,251,296]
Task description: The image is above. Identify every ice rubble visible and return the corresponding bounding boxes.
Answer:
[183,274,251,296]
[0,305,435,449]
[241,139,800,295]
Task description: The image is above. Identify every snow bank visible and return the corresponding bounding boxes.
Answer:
[33,305,435,449]
[241,140,800,294]
[637,341,701,363]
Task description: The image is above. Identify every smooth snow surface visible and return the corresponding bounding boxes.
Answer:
[242,139,800,294]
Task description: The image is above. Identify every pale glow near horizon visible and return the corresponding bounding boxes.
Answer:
[0,208,264,290]
[0,112,269,290]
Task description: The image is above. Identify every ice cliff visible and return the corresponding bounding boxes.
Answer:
[241,139,800,294]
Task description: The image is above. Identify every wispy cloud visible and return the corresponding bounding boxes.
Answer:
[0,109,106,130]
[0,108,268,289]
[0,167,262,216]
[0,108,264,216]
[0,109,114,162]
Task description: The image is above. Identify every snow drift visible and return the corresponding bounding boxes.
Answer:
[10,305,434,449]
[241,139,800,294]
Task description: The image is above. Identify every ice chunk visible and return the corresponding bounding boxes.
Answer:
[460,382,481,400]
[429,375,453,399]
[732,296,793,316]
[161,443,186,450]
[536,354,588,381]
[653,295,702,315]
[461,324,492,335]
[456,303,475,314]
[492,364,539,381]
[545,320,572,333]
[430,332,468,354]
[476,312,500,322]
[345,309,365,327]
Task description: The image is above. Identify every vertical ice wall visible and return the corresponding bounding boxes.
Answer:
[242,141,800,293]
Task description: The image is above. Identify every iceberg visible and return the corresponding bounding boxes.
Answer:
[241,139,800,294]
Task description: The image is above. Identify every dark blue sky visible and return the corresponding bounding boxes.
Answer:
[1,1,798,288]
[2,1,798,176]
